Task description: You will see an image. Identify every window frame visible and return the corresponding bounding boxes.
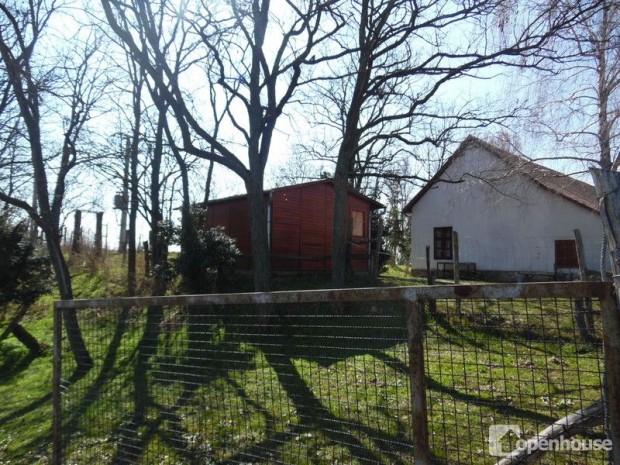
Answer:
[433,226,453,260]
[351,210,365,238]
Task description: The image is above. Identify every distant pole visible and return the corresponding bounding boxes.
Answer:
[370,218,384,283]
[95,212,103,256]
[452,230,460,284]
[71,210,82,254]
[144,241,150,277]
[425,245,434,285]
[573,229,594,338]
[425,246,436,313]
[574,229,588,279]
[453,230,461,313]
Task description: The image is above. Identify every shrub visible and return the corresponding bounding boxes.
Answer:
[174,207,240,293]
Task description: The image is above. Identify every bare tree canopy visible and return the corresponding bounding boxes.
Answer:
[311,0,601,288]
[517,0,619,171]
[99,0,344,291]
[0,1,111,372]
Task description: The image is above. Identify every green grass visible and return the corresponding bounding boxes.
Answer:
[0,319,55,463]
[0,263,609,464]
[423,298,605,463]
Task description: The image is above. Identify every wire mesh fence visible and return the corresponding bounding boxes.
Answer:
[424,297,606,464]
[53,283,619,464]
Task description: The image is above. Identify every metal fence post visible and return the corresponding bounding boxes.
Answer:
[406,298,431,464]
[601,290,620,464]
[52,304,62,465]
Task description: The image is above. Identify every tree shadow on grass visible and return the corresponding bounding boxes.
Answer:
[62,308,131,451]
[0,347,41,385]
[219,344,413,465]
[371,347,557,426]
[427,299,599,352]
[110,305,258,464]
[73,299,579,464]
[242,302,409,367]
[218,305,414,463]
[0,345,51,425]
[102,302,416,464]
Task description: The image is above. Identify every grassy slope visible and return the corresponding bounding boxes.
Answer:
[0,253,129,464]
[0,264,414,463]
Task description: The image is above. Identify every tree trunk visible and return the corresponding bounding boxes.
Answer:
[246,174,272,292]
[150,109,167,296]
[204,160,214,205]
[118,137,130,254]
[331,167,350,289]
[370,218,383,283]
[127,85,142,296]
[46,230,93,373]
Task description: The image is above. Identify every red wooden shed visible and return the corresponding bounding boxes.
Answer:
[204,179,384,272]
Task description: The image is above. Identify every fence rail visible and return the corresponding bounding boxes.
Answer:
[53,282,620,464]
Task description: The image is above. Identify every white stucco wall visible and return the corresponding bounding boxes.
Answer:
[410,145,605,274]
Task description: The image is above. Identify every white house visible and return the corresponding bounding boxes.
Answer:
[403,136,605,279]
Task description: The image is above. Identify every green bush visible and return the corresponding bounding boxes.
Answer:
[0,212,52,307]
[174,207,240,293]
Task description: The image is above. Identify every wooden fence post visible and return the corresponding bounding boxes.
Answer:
[453,231,462,313]
[406,299,431,464]
[425,245,434,285]
[590,168,620,463]
[425,246,436,313]
[600,289,620,465]
[370,218,384,283]
[95,212,103,256]
[143,241,150,277]
[573,229,594,339]
[452,230,460,284]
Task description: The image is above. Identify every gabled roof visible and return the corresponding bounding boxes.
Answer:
[205,178,385,210]
[402,135,599,214]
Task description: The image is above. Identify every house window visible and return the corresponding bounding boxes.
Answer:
[434,227,453,260]
[351,210,364,237]
[555,240,578,268]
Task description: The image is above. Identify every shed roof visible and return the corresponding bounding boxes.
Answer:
[402,136,599,214]
[204,178,385,210]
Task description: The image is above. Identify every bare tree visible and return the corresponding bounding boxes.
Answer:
[99,0,343,291]
[318,0,597,288]
[522,0,618,171]
[0,2,111,372]
[267,149,329,187]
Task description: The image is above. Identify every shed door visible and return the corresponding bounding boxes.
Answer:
[555,240,578,268]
